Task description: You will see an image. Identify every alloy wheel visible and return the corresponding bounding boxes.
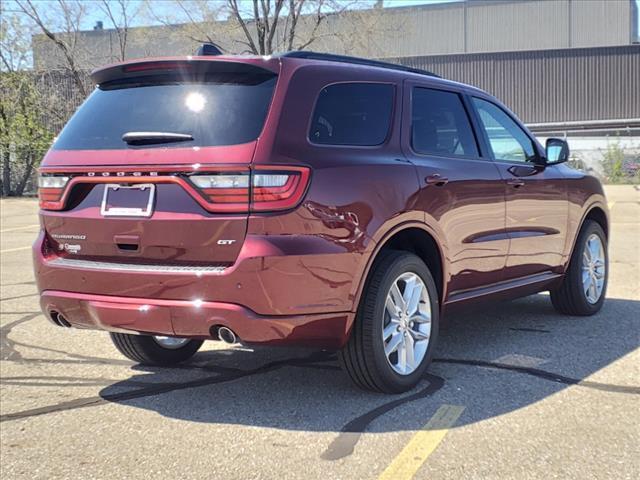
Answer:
[582,233,606,304]
[382,272,431,375]
[152,336,191,349]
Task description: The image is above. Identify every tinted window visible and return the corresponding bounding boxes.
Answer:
[309,83,393,146]
[472,98,536,163]
[411,88,478,157]
[53,72,277,150]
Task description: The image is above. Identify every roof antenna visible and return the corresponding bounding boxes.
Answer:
[195,43,223,56]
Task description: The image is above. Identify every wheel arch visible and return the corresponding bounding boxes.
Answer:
[584,205,609,239]
[352,223,448,316]
[565,202,610,272]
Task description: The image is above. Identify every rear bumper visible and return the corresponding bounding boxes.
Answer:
[40,290,353,348]
[33,230,361,317]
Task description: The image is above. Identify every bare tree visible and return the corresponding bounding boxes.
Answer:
[100,0,141,62]
[227,0,337,55]
[145,0,380,56]
[15,0,89,96]
[0,13,34,72]
[144,0,231,53]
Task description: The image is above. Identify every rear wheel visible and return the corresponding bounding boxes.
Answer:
[110,333,203,365]
[339,251,439,393]
[550,220,608,315]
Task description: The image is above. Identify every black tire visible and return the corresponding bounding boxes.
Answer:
[550,220,608,316]
[110,333,203,365]
[338,250,439,393]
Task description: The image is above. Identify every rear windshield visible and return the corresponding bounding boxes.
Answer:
[53,69,277,150]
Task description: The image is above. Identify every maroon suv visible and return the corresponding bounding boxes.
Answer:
[33,50,609,393]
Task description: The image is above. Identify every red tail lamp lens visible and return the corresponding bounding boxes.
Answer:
[190,173,251,205]
[190,167,310,212]
[251,171,308,211]
[38,175,69,210]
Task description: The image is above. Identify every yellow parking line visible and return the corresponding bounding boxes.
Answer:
[379,404,465,480]
[0,224,40,233]
[0,246,32,254]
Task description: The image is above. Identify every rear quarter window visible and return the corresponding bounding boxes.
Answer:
[309,83,394,146]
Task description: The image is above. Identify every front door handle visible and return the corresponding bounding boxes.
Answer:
[425,174,449,186]
[507,178,525,188]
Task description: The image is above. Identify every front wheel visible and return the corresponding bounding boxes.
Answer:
[550,220,608,316]
[110,333,203,365]
[339,251,439,393]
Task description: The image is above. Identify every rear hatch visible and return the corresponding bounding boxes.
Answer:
[38,58,279,267]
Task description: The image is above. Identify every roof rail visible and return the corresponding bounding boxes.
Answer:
[281,51,440,78]
[195,43,223,56]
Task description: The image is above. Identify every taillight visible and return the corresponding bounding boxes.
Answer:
[190,173,251,205]
[251,171,307,211]
[190,167,310,212]
[38,174,69,209]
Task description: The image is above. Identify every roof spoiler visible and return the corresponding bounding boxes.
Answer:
[91,58,279,85]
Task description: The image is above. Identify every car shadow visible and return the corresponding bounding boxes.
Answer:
[99,294,639,450]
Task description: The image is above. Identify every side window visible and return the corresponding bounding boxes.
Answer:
[309,83,393,146]
[472,98,536,163]
[411,87,479,158]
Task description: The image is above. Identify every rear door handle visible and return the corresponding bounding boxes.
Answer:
[507,178,525,188]
[425,174,449,186]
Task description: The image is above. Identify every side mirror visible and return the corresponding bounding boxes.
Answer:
[545,138,569,165]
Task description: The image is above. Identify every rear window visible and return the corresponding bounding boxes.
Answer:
[309,83,394,146]
[53,69,277,150]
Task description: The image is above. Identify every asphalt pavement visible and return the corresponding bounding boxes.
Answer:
[1,185,638,480]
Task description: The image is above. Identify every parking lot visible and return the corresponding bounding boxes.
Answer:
[1,185,638,480]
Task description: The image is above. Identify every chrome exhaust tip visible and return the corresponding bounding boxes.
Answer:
[217,326,238,344]
[50,311,71,328]
[57,314,71,327]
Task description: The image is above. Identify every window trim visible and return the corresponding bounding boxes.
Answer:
[469,95,542,165]
[306,81,397,148]
[408,86,482,161]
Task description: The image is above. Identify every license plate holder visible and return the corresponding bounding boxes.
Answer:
[101,184,155,217]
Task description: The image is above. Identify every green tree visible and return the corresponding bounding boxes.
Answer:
[600,140,640,184]
[0,71,54,196]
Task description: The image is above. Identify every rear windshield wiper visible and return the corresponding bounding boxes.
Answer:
[122,131,193,146]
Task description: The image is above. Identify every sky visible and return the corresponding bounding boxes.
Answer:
[79,0,640,35]
[5,0,640,35]
[81,0,460,30]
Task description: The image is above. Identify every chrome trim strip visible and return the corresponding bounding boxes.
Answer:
[47,257,227,274]
[446,271,562,304]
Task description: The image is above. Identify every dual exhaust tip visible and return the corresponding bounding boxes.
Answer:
[51,310,239,345]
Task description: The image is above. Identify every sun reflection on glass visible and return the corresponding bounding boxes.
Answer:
[185,92,206,113]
